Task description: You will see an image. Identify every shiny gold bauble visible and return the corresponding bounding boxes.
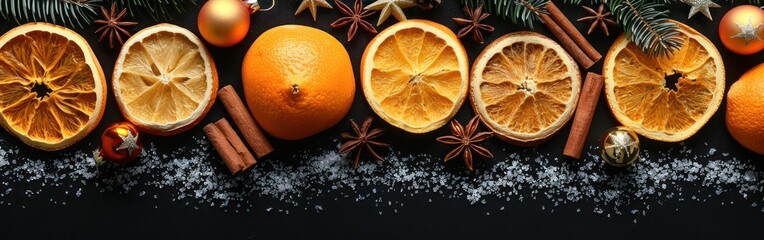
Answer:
[599,126,640,167]
[198,0,250,47]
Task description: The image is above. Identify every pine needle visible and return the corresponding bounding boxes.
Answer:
[0,0,195,28]
[462,0,548,29]
[117,0,197,22]
[0,0,101,28]
[471,0,683,56]
[608,0,683,57]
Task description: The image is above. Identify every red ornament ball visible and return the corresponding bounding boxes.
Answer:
[198,0,251,47]
[719,5,764,55]
[100,122,143,164]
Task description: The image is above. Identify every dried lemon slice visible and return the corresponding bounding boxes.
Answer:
[113,24,218,135]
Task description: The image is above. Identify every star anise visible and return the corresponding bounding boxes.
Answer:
[452,3,494,44]
[436,116,493,171]
[577,4,617,36]
[340,117,389,169]
[94,3,138,48]
[331,0,377,42]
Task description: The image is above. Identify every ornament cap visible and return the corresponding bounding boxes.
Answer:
[247,0,276,13]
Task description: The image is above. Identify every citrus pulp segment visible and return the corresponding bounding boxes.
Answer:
[113,24,218,135]
[470,32,581,145]
[603,21,725,142]
[361,20,469,133]
[0,22,106,151]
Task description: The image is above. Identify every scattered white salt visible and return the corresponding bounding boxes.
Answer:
[0,134,760,220]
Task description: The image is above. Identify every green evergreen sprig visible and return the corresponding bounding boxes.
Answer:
[607,0,682,57]
[0,0,195,28]
[462,0,549,29]
[570,0,682,57]
[465,0,684,57]
[0,0,102,28]
[117,0,197,22]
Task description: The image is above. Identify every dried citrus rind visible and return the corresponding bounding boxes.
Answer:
[470,32,581,145]
[113,24,218,135]
[0,22,106,151]
[361,20,469,134]
[603,21,725,142]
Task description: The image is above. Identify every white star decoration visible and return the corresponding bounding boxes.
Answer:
[116,130,140,157]
[365,0,417,26]
[732,16,762,45]
[681,0,720,20]
[295,0,332,21]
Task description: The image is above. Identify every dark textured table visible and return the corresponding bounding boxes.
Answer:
[0,0,763,239]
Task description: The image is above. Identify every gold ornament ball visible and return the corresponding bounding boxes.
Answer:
[599,126,640,167]
[198,0,250,47]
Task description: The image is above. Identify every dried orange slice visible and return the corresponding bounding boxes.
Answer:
[0,23,106,151]
[603,21,725,142]
[470,32,581,146]
[361,20,469,133]
[113,24,218,135]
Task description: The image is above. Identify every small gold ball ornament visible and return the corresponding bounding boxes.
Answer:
[198,0,251,47]
[599,126,640,167]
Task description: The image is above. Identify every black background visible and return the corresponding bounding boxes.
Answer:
[0,0,763,239]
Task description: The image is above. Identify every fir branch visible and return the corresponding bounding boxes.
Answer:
[462,0,548,29]
[658,0,762,4]
[564,0,601,4]
[608,0,682,57]
[117,0,197,22]
[0,0,102,28]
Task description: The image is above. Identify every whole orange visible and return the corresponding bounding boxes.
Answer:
[241,25,355,140]
[726,63,764,155]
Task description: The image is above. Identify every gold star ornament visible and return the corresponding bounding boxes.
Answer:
[681,0,720,20]
[364,0,417,26]
[295,0,333,21]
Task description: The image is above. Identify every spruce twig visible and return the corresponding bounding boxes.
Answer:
[0,0,102,28]
[474,0,682,56]
[608,0,683,57]
[117,0,197,22]
[462,0,548,29]
[0,0,195,28]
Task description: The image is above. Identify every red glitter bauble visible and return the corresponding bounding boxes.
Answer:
[100,122,143,164]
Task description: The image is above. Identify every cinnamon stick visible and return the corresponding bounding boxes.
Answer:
[215,118,257,171]
[204,123,246,175]
[564,72,604,159]
[539,13,595,69]
[545,2,602,62]
[218,85,273,158]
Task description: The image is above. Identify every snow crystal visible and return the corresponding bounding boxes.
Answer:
[0,135,762,219]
